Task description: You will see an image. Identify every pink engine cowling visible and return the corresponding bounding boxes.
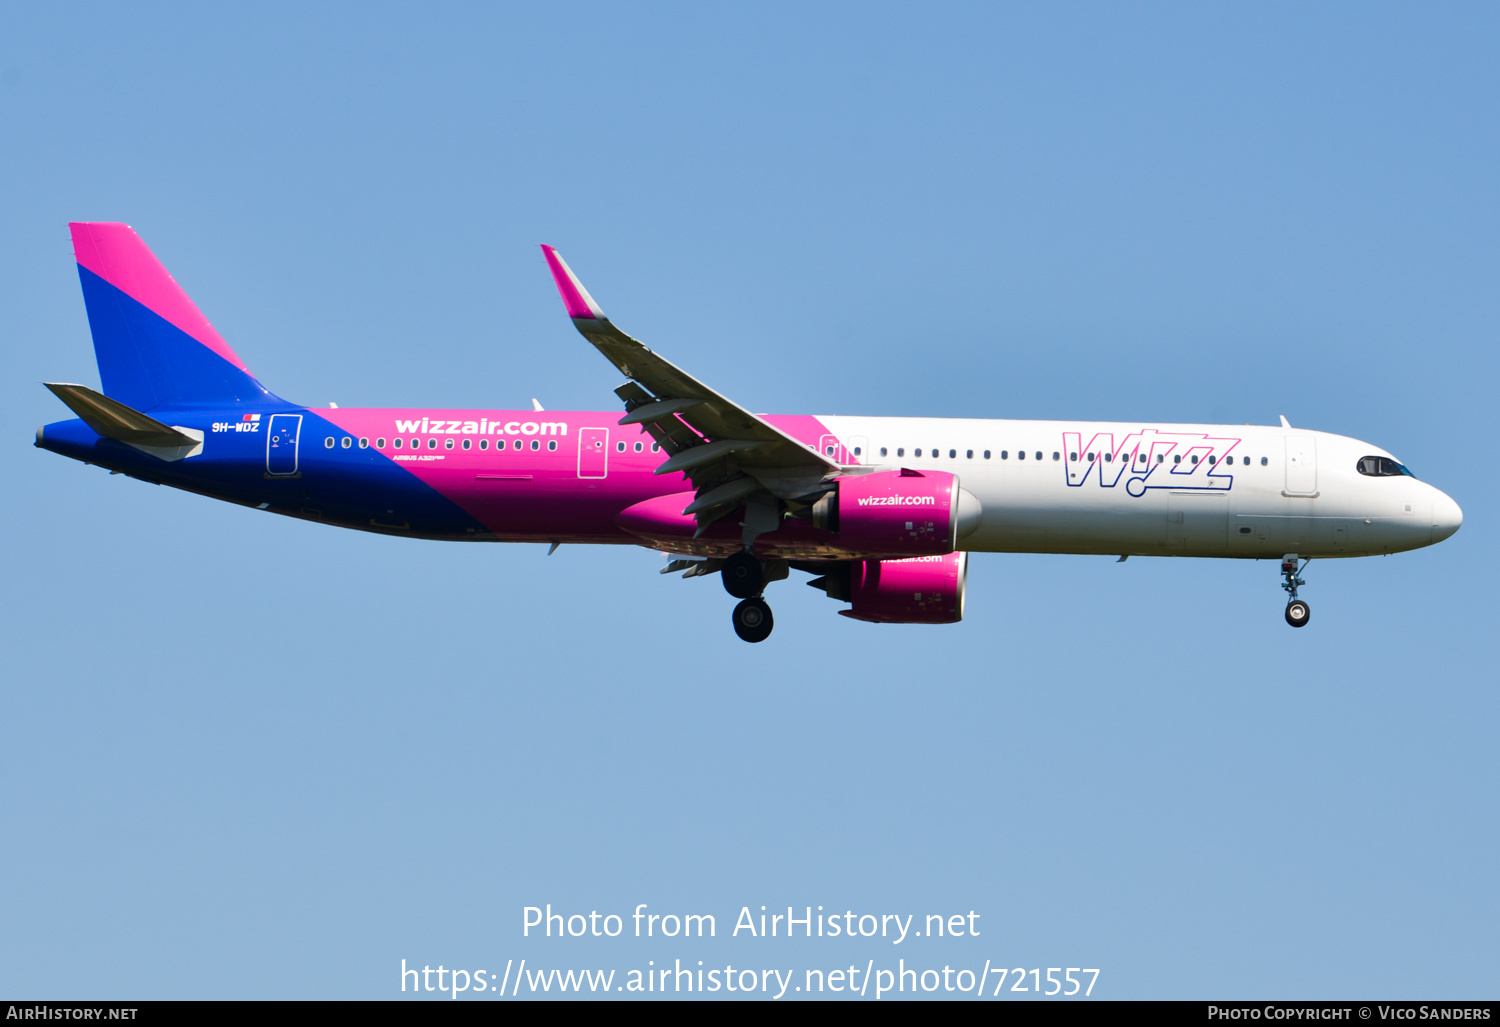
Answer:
[813,468,980,557]
[837,552,968,624]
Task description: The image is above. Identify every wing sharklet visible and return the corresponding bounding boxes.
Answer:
[540,245,605,319]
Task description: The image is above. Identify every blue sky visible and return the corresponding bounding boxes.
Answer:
[2,2,1496,1000]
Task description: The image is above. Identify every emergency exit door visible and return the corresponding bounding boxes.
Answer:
[578,427,608,478]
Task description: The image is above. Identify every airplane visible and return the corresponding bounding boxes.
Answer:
[36,223,1462,642]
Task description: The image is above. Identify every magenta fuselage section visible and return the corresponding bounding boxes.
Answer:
[311,408,844,553]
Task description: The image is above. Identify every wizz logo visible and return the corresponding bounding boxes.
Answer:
[1062,428,1241,497]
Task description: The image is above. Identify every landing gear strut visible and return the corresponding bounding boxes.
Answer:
[732,597,774,643]
[1281,554,1310,628]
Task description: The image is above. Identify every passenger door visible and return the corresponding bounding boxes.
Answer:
[1285,436,1317,495]
[266,414,302,476]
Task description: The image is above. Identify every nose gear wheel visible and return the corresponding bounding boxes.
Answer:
[1280,555,1311,628]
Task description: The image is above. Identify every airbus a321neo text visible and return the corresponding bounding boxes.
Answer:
[37,224,1462,641]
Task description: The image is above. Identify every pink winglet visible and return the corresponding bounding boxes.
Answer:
[540,244,605,320]
[69,222,249,373]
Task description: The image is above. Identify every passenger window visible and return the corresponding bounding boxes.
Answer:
[445,438,454,450]
[879,447,888,457]
[914,448,922,457]
[983,450,991,459]
[426,438,436,450]
[1174,455,1181,464]
[1156,454,1164,463]
[966,449,973,459]
[651,443,660,452]
[341,437,352,449]
[1018,450,1025,460]
[1053,452,1060,461]
[1104,453,1111,462]
[411,438,420,449]
[548,440,558,451]
[530,439,540,451]
[634,441,643,452]
[514,439,523,450]
[462,439,471,450]
[1070,452,1078,462]
[377,437,386,449]
[854,447,862,456]
[897,448,904,457]
[1261,457,1267,466]
[479,439,488,450]
[1003,451,1011,460]
[825,445,835,455]
[1191,455,1199,464]
[1208,455,1215,464]
[324,437,334,448]
[1035,451,1042,461]
[616,441,626,452]
[393,438,402,449]
[359,437,369,449]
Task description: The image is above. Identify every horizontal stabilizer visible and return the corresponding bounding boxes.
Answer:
[45,382,203,459]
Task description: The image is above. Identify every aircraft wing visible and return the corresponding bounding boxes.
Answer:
[541,245,841,536]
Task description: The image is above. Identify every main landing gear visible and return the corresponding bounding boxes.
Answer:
[732,597,774,643]
[723,551,774,642]
[721,550,765,599]
[1281,554,1311,628]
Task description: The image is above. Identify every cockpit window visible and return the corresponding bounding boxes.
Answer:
[1357,456,1415,478]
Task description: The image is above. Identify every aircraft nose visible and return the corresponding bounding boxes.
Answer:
[1432,489,1463,543]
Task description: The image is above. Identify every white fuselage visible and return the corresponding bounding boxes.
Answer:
[817,417,1462,559]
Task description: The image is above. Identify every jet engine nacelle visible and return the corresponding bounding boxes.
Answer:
[811,469,982,557]
[819,552,968,624]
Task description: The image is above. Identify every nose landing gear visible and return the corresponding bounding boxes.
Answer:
[1281,554,1311,628]
[723,551,774,641]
